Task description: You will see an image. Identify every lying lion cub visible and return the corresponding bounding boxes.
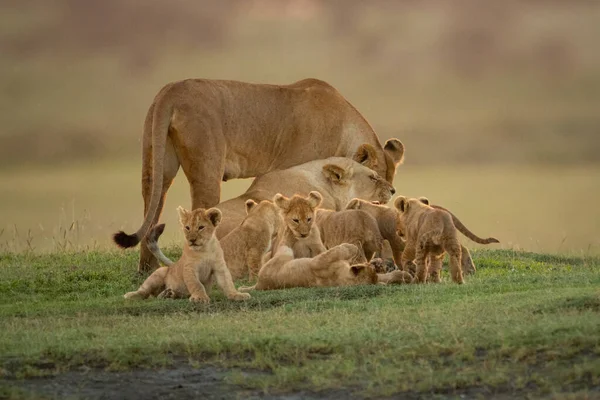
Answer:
[394,196,499,284]
[124,207,250,303]
[239,243,378,291]
[271,191,327,259]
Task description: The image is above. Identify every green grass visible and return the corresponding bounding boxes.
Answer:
[1,249,599,398]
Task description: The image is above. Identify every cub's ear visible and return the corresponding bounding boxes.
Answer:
[384,139,405,166]
[322,164,348,183]
[393,196,408,213]
[353,143,378,169]
[350,265,366,276]
[245,199,258,215]
[177,206,190,222]
[206,208,222,227]
[418,197,430,205]
[273,193,290,210]
[307,191,323,209]
[345,198,362,210]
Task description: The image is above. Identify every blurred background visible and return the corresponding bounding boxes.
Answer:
[1,0,599,255]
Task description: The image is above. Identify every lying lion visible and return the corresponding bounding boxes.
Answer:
[394,196,499,284]
[113,77,405,272]
[239,243,378,291]
[215,156,398,239]
[123,207,250,303]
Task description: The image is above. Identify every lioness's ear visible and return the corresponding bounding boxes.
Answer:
[273,193,290,210]
[322,164,347,184]
[418,197,430,205]
[353,144,378,169]
[307,191,323,209]
[177,206,190,222]
[245,199,258,215]
[206,208,222,227]
[384,139,405,166]
[393,196,408,213]
[345,198,362,210]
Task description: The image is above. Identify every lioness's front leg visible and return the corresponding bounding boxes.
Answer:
[183,264,211,303]
[213,261,251,301]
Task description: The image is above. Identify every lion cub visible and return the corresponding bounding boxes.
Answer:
[394,196,499,284]
[123,207,250,303]
[239,243,378,291]
[220,199,283,280]
[271,191,327,258]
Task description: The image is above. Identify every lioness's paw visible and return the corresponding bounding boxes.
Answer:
[189,294,210,303]
[229,292,251,301]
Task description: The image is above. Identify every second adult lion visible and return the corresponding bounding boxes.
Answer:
[113,78,405,272]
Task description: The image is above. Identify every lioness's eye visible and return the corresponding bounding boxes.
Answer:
[370,175,378,181]
[198,226,204,231]
[185,226,190,231]
[292,218,299,223]
[307,217,312,222]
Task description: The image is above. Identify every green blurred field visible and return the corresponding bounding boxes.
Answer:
[1,163,598,255]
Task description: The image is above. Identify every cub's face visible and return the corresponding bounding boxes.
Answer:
[245,200,283,240]
[392,196,430,239]
[273,191,322,239]
[177,206,221,250]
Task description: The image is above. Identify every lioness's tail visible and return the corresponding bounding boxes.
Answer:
[113,94,174,248]
[146,224,174,266]
[430,205,499,245]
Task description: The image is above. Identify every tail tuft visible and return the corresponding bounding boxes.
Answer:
[113,231,140,248]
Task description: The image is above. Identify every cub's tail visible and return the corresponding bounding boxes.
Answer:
[430,205,499,245]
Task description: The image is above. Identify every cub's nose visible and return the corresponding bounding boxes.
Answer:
[189,239,197,245]
[390,187,396,195]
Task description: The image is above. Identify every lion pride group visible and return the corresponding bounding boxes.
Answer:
[114,78,499,303]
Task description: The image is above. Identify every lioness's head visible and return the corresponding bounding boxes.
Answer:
[322,161,395,205]
[393,196,430,237]
[273,191,322,238]
[177,206,221,250]
[353,139,405,184]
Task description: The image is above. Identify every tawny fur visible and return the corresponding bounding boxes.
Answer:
[270,191,326,259]
[315,208,383,264]
[238,243,378,291]
[123,207,250,303]
[377,270,415,285]
[347,198,481,275]
[112,77,405,273]
[214,157,398,240]
[394,197,466,284]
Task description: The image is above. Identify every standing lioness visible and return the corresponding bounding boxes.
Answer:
[112,78,405,272]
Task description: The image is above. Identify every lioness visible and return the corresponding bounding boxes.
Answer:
[271,191,326,259]
[215,156,398,239]
[239,243,378,291]
[394,196,499,284]
[123,207,250,303]
[113,78,405,272]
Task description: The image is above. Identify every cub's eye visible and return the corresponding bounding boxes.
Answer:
[307,217,312,222]
[185,226,190,231]
[292,218,299,223]
[198,226,205,231]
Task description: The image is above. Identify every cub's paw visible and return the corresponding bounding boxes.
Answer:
[124,291,144,300]
[229,292,251,301]
[338,243,359,258]
[189,293,211,304]
[157,288,176,299]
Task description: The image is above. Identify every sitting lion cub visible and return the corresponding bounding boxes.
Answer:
[271,191,327,259]
[239,243,378,291]
[394,196,499,284]
[124,207,250,303]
